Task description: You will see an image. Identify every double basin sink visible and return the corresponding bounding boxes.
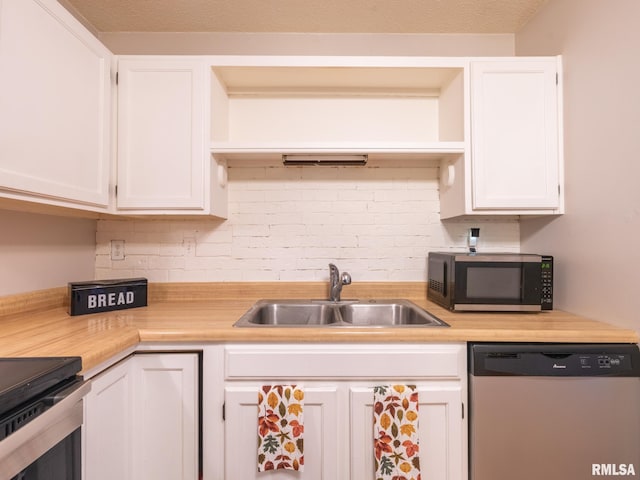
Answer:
[233,299,449,328]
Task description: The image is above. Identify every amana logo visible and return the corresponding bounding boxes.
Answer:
[592,464,636,476]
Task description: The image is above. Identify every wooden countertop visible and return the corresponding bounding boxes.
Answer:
[0,282,637,373]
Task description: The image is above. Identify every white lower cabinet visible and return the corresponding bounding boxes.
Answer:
[131,353,199,480]
[224,384,340,479]
[350,383,464,479]
[83,357,132,480]
[221,344,467,480]
[83,353,199,480]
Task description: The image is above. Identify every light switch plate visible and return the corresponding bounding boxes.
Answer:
[111,240,125,261]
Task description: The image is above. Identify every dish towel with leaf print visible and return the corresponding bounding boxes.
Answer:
[257,385,304,472]
[374,385,421,480]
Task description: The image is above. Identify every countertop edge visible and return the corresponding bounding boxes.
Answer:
[1,283,638,375]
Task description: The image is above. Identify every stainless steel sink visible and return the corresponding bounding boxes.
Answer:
[233,299,449,327]
[239,302,338,326]
[338,300,448,326]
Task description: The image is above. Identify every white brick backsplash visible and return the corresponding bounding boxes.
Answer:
[95,254,112,269]
[195,242,233,257]
[95,165,521,282]
[148,255,186,270]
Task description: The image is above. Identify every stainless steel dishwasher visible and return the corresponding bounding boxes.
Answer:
[469,343,640,480]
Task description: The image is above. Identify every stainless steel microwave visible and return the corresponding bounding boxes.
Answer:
[427,252,553,312]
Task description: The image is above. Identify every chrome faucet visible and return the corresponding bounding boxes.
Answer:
[329,263,351,302]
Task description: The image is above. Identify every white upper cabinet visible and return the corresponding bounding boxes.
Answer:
[116,57,228,217]
[440,57,563,218]
[0,0,112,211]
[0,24,562,220]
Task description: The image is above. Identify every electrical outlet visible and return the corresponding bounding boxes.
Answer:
[184,237,196,256]
[111,240,125,261]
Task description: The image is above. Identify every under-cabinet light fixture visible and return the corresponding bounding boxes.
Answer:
[282,154,368,166]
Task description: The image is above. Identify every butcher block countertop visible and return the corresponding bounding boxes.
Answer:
[0,282,637,373]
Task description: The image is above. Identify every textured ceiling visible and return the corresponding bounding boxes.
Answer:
[63,0,549,34]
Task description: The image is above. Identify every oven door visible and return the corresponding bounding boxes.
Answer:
[0,381,90,480]
[454,255,542,311]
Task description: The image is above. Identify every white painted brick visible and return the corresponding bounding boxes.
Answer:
[337,190,374,201]
[395,235,429,247]
[113,255,149,270]
[148,256,186,270]
[196,242,233,257]
[334,201,368,214]
[357,235,396,248]
[133,221,179,233]
[95,254,112,269]
[232,224,270,237]
[279,270,325,282]
[195,227,232,244]
[268,224,306,236]
[96,220,135,234]
[300,190,334,202]
[95,165,521,283]
[184,256,228,270]
[244,270,280,281]
[158,243,183,256]
[229,189,266,202]
[305,223,343,236]
[95,240,110,256]
[301,235,359,248]
[141,270,170,282]
[95,268,135,279]
[230,236,271,249]
[126,240,160,256]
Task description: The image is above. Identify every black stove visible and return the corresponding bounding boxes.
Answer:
[0,357,81,440]
[0,357,85,480]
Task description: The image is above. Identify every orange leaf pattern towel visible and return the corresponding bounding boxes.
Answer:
[374,385,421,480]
[258,385,304,472]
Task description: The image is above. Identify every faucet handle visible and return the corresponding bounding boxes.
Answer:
[341,272,352,286]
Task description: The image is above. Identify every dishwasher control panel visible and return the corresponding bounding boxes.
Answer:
[583,354,629,370]
[469,343,640,377]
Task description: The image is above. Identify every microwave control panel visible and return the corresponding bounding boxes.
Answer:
[541,255,554,310]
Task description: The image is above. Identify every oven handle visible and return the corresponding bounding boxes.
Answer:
[0,380,91,480]
[42,379,89,407]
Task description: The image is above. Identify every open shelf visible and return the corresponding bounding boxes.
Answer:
[209,58,467,163]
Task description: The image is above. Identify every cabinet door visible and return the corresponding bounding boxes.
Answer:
[224,384,340,480]
[350,383,465,480]
[470,59,560,210]
[131,353,199,480]
[83,359,132,480]
[0,0,112,209]
[117,58,207,211]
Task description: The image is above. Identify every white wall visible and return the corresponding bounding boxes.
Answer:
[517,0,640,331]
[0,210,96,296]
[95,165,520,282]
[100,32,515,56]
